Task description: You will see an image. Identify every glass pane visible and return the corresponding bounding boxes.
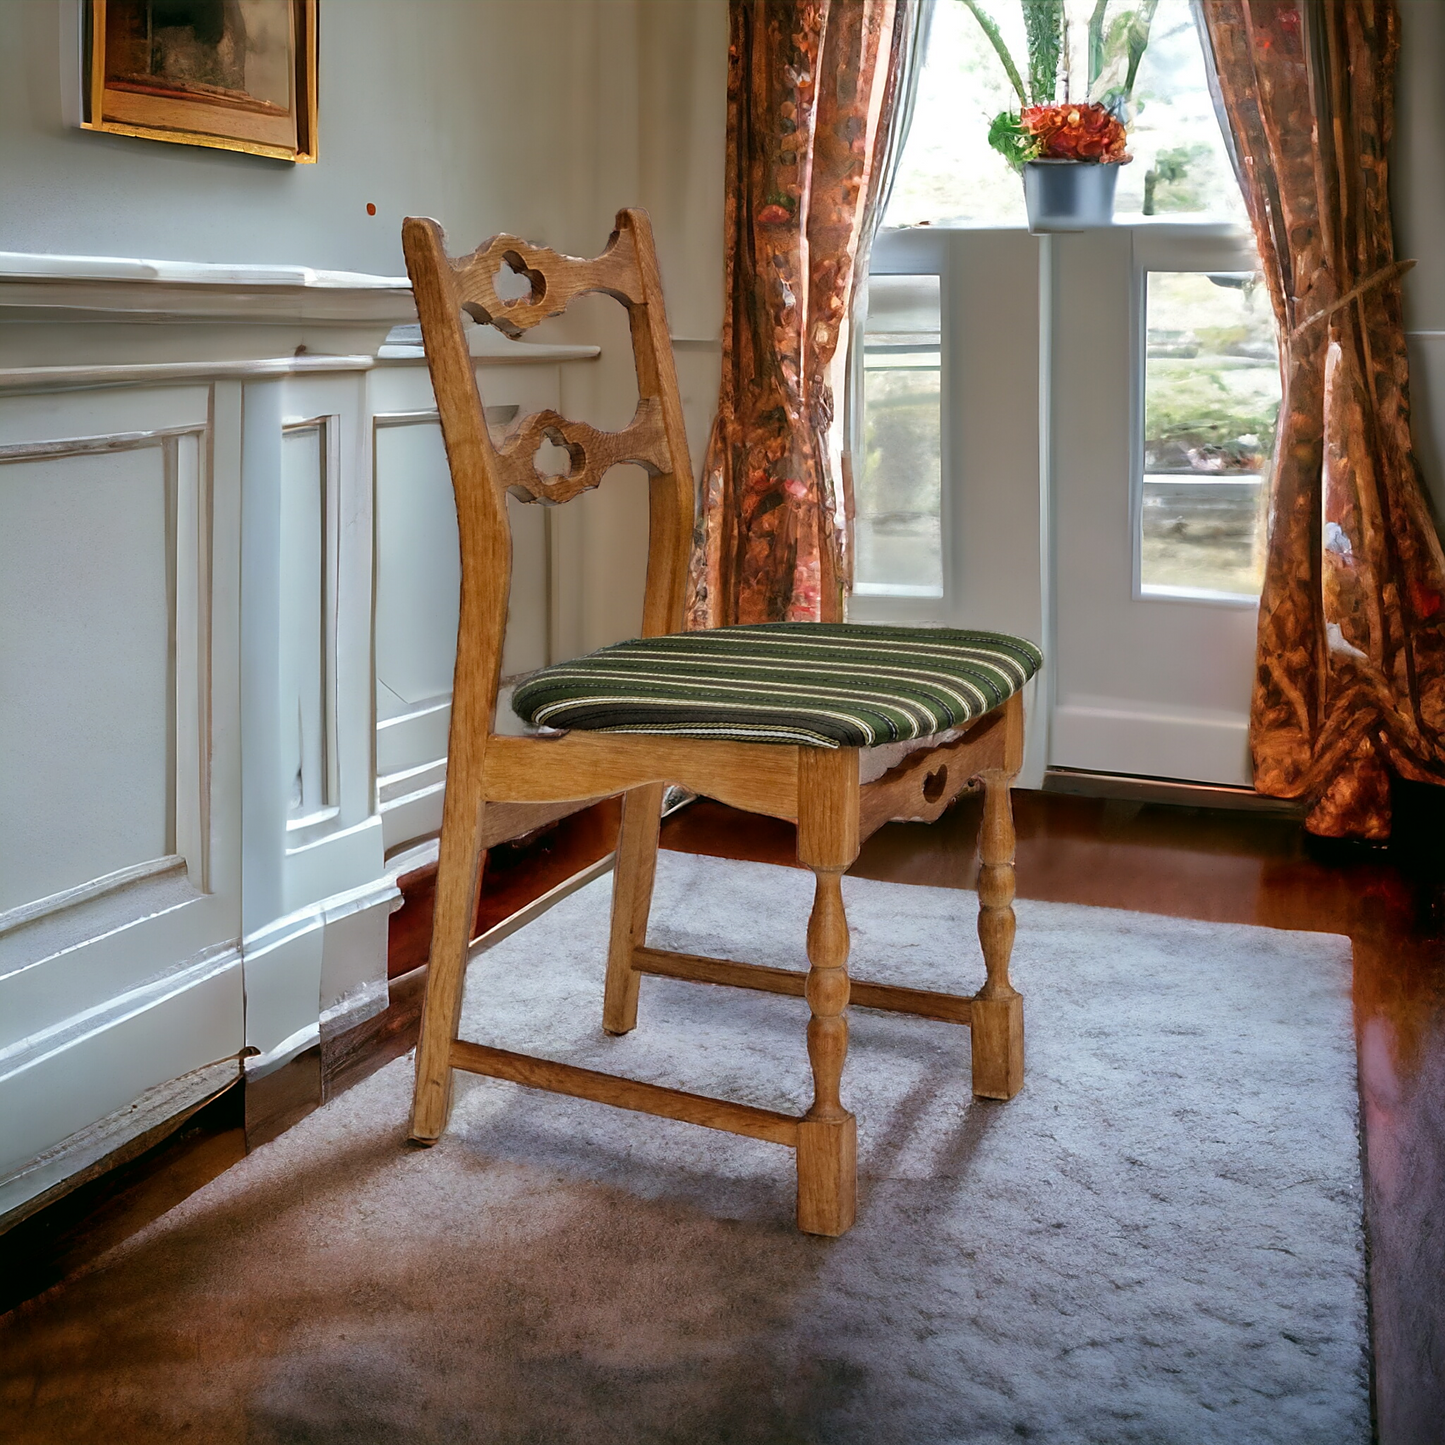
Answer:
[1115,3,1247,221]
[885,0,1245,228]
[1141,271,1281,599]
[885,1,1027,227]
[857,276,943,598]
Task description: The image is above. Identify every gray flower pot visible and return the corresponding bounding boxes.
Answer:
[1023,159,1120,233]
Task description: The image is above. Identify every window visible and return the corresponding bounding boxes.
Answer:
[867,0,1271,612]
[859,1,1274,785]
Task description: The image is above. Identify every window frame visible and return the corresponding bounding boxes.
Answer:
[853,227,957,623]
[852,269,948,605]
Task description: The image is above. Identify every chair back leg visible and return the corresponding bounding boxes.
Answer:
[603,781,667,1035]
[794,748,861,1236]
[411,782,489,1142]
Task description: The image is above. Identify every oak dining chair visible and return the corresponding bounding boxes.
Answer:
[403,207,1041,1235]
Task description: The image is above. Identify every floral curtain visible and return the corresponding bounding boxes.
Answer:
[1199,0,1445,837]
[686,0,917,627]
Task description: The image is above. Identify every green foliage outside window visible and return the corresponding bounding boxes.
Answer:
[861,371,943,518]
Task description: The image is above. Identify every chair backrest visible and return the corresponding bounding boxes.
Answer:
[402,208,696,730]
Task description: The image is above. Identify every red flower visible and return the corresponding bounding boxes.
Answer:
[1021,102,1130,164]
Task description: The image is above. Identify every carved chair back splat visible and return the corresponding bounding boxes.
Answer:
[403,207,1027,1237]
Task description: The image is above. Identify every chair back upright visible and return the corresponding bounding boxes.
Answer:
[401,208,696,738]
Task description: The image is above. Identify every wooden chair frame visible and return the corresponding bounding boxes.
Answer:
[404,208,1025,1236]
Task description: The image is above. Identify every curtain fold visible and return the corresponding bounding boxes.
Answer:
[1199,0,1445,837]
[686,0,920,628]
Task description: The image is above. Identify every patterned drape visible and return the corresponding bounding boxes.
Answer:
[1200,0,1445,837]
[686,0,909,628]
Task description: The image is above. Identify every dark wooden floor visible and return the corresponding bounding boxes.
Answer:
[4,785,1441,1443]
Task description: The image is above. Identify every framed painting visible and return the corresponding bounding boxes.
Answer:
[83,0,318,163]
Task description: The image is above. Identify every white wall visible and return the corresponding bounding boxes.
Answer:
[0,1,595,275]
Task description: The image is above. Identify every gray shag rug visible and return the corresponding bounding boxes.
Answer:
[0,854,1369,1444]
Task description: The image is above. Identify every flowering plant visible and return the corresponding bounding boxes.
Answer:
[1023,101,1130,163]
[963,0,1156,171]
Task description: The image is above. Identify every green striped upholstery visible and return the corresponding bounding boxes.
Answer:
[511,623,1042,749]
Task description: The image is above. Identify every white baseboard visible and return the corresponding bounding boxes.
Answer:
[0,1054,240,1228]
[0,943,243,1204]
[1050,700,1253,788]
[243,874,401,1066]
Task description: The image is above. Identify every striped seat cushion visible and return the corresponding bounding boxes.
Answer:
[511,623,1042,749]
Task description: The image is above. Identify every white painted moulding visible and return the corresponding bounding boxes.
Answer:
[242,874,401,967]
[379,776,447,855]
[240,876,401,1074]
[0,854,186,937]
[0,252,604,357]
[244,1020,322,1080]
[0,942,242,1087]
[378,323,601,363]
[0,869,209,1054]
[0,354,377,394]
[0,252,415,325]
[0,340,601,395]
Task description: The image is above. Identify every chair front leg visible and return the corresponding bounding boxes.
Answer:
[795,748,860,1237]
[411,777,489,1143]
[603,781,666,1035]
[971,768,1024,1100]
[796,863,857,1236]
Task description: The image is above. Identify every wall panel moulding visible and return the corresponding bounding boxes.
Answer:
[0,253,601,1226]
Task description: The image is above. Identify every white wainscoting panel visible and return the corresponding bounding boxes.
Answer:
[243,369,395,1065]
[0,371,244,1223]
[370,358,571,857]
[1,443,173,910]
[0,946,242,1219]
[0,252,606,1221]
[374,417,461,719]
[279,418,335,822]
[0,254,418,1222]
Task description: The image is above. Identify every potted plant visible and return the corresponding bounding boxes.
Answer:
[963,0,1157,232]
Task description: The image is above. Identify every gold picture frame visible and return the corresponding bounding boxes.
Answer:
[83,0,318,163]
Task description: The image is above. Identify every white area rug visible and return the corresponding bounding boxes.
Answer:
[0,855,1369,1445]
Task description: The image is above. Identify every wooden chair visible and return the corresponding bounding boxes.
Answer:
[403,208,1037,1236]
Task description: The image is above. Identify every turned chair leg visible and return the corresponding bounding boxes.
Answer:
[794,749,860,1237]
[603,781,666,1035]
[971,768,1024,1100]
[796,864,857,1236]
[411,782,489,1143]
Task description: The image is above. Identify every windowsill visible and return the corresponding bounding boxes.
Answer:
[881,215,1248,236]
[852,583,945,599]
[1138,583,1260,607]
